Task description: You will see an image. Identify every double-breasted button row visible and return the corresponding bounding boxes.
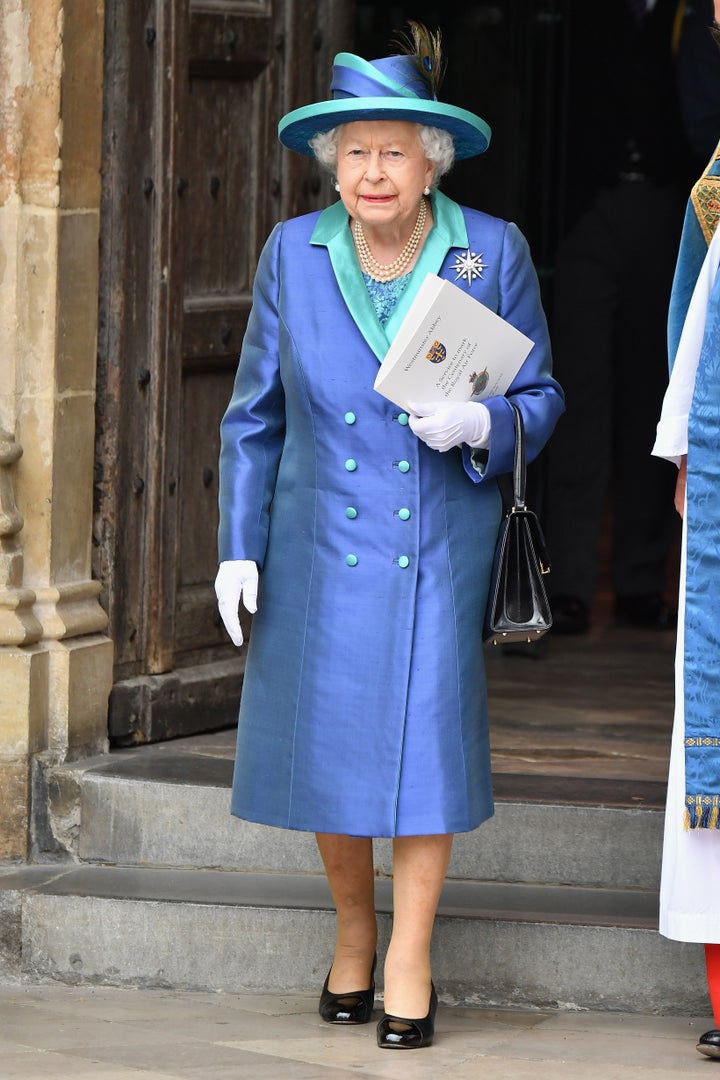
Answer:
[348,409,408,425]
[345,506,411,520]
[343,496,412,567]
[342,411,413,567]
[347,459,412,474]
[345,410,408,423]
[345,554,411,568]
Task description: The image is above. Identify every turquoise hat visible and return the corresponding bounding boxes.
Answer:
[278,52,491,161]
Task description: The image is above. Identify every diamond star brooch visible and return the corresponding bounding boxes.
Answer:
[450,248,488,285]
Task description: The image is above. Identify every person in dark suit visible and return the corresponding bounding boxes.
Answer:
[544,0,702,633]
[676,0,720,161]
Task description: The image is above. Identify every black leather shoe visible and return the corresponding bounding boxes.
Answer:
[550,595,590,635]
[615,593,676,630]
[376,982,437,1049]
[318,955,376,1025]
[697,1028,720,1058]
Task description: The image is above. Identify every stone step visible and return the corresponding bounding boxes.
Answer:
[46,747,665,890]
[0,864,704,1015]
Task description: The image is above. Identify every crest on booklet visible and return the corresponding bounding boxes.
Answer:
[469,368,489,395]
[425,340,447,364]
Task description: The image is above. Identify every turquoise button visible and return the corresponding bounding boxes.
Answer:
[344,411,356,425]
[397,460,410,473]
[346,554,358,567]
[345,459,357,472]
[397,412,409,426]
[346,507,358,519]
[398,508,411,521]
[398,555,410,568]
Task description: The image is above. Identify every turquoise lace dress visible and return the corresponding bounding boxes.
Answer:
[363,272,411,325]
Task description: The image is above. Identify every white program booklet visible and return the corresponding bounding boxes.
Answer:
[373,273,534,412]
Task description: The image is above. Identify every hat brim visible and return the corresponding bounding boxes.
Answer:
[278,97,491,161]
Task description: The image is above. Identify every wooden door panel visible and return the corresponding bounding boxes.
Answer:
[175,0,280,667]
[189,6,275,80]
[175,367,236,659]
[95,0,187,677]
[185,72,274,295]
[182,75,260,318]
[182,301,251,363]
[96,0,354,742]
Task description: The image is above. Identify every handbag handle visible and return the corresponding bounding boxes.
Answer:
[509,401,526,511]
[507,400,551,576]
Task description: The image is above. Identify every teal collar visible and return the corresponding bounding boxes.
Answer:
[310,191,469,362]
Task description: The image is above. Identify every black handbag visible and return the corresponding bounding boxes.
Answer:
[483,401,553,645]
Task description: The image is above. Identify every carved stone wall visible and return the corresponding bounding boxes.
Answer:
[0,0,113,860]
[0,431,41,646]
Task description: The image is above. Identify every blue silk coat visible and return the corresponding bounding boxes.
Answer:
[219,191,564,837]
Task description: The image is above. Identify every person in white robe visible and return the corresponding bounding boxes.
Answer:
[653,137,720,1058]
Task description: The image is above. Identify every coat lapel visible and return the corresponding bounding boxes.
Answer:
[310,191,470,363]
[311,201,389,362]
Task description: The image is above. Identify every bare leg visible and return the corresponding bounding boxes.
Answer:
[315,832,377,992]
[383,833,453,1017]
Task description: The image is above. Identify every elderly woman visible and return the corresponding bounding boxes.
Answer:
[216,25,564,1050]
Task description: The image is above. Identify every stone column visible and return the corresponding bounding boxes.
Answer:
[0,0,113,860]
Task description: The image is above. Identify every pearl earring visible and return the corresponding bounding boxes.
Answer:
[334,181,340,192]
[423,186,431,196]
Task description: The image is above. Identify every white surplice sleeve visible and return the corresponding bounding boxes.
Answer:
[653,225,720,465]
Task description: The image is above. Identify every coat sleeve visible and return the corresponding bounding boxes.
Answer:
[217,224,286,566]
[461,221,565,483]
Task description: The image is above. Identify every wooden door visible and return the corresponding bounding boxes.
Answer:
[95,0,354,743]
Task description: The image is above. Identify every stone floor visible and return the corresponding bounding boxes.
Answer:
[0,982,715,1079]
[485,603,677,795]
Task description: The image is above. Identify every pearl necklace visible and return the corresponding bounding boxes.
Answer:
[353,197,428,282]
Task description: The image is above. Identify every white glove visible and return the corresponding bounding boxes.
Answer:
[408,400,491,451]
[214,559,259,647]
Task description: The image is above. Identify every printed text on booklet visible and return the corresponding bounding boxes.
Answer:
[373,274,534,413]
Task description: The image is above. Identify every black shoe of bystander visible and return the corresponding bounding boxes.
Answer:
[550,595,590,635]
[696,1028,720,1058]
[614,594,676,630]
